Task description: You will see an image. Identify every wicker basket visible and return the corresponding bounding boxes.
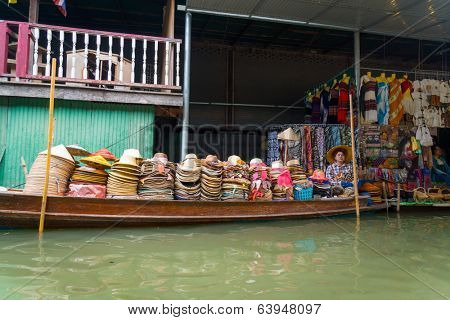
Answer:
[427,188,444,202]
[413,187,429,203]
[442,188,450,201]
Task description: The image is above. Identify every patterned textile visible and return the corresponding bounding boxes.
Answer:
[321,90,330,124]
[311,96,321,123]
[316,127,325,170]
[340,126,351,146]
[287,127,302,162]
[388,78,404,125]
[401,79,414,115]
[266,131,279,165]
[377,80,390,125]
[328,84,339,124]
[304,126,313,173]
[337,81,349,124]
[325,162,354,183]
[360,76,377,123]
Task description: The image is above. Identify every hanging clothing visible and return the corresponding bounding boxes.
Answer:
[266,131,280,165]
[311,95,321,123]
[360,75,377,123]
[321,89,330,124]
[376,80,390,125]
[316,127,325,170]
[311,127,319,169]
[328,84,339,124]
[304,126,313,174]
[337,80,349,124]
[388,78,404,126]
[400,78,414,115]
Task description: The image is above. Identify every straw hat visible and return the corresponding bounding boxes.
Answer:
[227,155,244,166]
[185,153,198,160]
[116,154,138,167]
[309,169,329,182]
[123,149,143,159]
[271,160,284,169]
[178,158,199,172]
[39,144,75,164]
[152,152,168,163]
[91,148,118,161]
[80,155,112,169]
[326,145,352,164]
[66,144,91,157]
[277,127,300,141]
[286,159,300,167]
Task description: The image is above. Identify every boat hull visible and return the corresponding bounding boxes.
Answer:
[0,192,384,228]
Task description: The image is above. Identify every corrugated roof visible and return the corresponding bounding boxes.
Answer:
[186,0,450,42]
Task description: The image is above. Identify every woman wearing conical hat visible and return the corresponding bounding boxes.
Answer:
[325,145,353,184]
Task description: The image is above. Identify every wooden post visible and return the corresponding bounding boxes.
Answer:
[349,94,360,218]
[29,0,40,23]
[161,0,175,87]
[396,183,401,212]
[382,181,389,212]
[38,58,57,234]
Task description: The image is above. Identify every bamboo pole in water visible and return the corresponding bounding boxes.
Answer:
[349,94,360,219]
[396,183,401,212]
[38,58,57,234]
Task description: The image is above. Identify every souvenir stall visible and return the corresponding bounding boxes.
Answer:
[358,69,450,204]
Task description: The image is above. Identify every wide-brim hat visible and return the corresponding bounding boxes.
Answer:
[277,127,300,141]
[123,149,143,160]
[228,155,244,166]
[271,160,284,169]
[66,144,91,157]
[309,169,329,182]
[286,159,300,167]
[116,154,138,167]
[80,155,112,169]
[185,153,198,160]
[39,144,75,164]
[91,148,118,161]
[326,145,352,164]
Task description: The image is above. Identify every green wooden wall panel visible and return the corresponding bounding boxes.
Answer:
[0,98,154,188]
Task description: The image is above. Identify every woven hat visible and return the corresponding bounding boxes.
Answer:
[80,155,112,169]
[227,155,244,166]
[39,144,75,164]
[123,149,143,160]
[116,154,138,167]
[250,158,264,167]
[66,144,91,157]
[271,160,284,169]
[91,148,117,161]
[309,169,329,182]
[326,145,352,164]
[277,127,300,141]
[286,159,300,167]
[185,153,198,160]
[178,158,199,172]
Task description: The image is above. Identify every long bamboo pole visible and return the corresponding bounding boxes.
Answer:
[38,58,57,234]
[349,94,360,219]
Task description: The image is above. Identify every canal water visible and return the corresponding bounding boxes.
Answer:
[1,212,449,299]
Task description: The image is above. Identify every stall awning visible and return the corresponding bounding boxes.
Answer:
[185,0,450,42]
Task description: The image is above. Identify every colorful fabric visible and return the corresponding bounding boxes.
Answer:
[53,0,67,16]
[377,81,390,125]
[337,81,349,124]
[321,89,330,124]
[316,127,325,170]
[325,162,354,183]
[311,96,321,123]
[266,131,279,165]
[304,126,313,173]
[388,78,404,125]
[328,85,339,123]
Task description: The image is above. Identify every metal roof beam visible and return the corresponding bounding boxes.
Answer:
[307,0,344,23]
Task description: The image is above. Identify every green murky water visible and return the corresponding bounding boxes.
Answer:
[1,212,449,299]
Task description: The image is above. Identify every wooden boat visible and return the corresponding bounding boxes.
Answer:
[0,191,386,228]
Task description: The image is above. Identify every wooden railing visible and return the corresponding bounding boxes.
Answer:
[0,21,182,91]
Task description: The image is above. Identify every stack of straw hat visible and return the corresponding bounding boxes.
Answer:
[200,155,223,201]
[72,155,111,185]
[91,148,118,161]
[270,160,293,201]
[174,154,201,200]
[106,149,142,197]
[221,155,250,201]
[248,158,272,201]
[138,153,175,200]
[24,144,76,196]
[360,182,382,203]
[286,159,307,185]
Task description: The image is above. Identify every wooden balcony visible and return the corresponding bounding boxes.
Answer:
[0,20,182,108]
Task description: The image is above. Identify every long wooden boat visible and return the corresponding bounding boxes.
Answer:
[0,192,386,228]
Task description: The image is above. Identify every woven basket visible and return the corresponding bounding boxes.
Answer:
[413,187,429,203]
[427,188,444,202]
[442,188,450,201]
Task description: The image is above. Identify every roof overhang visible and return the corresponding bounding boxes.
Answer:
[183,0,450,42]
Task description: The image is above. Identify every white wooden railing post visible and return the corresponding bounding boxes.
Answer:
[142,39,147,84]
[95,34,100,80]
[119,36,124,82]
[108,36,112,81]
[164,41,169,85]
[83,33,89,79]
[153,41,158,85]
[176,42,180,86]
[32,27,40,76]
[45,29,52,76]
[71,31,76,78]
[58,30,64,77]
[131,38,136,83]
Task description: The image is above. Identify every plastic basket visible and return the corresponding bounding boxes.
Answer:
[294,186,313,201]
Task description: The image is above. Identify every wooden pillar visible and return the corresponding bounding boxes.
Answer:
[16,23,31,78]
[161,0,175,86]
[29,0,40,23]
[0,22,9,75]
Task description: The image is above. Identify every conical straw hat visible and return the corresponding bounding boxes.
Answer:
[117,154,138,167]
[277,127,300,141]
[66,144,91,157]
[91,148,118,161]
[39,144,75,164]
[123,149,143,159]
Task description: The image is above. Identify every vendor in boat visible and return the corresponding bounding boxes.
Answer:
[432,146,450,185]
[325,145,353,185]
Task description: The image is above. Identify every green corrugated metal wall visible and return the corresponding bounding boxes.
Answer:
[0,97,154,188]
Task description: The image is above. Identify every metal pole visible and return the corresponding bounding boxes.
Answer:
[180,11,192,161]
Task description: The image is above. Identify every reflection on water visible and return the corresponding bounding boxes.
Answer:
[0,212,449,299]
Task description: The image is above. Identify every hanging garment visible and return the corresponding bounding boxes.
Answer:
[376,80,390,125]
[287,127,302,161]
[266,131,280,165]
[337,81,349,124]
[400,79,414,115]
[416,124,433,147]
[321,89,330,124]
[431,79,440,106]
[311,127,319,170]
[388,78,404,126]
[304,126,313,174]
[340,126,351,146]
[328,84,339,124]
[316,127,325,170]
[311,95,321,123]
[360,75,378,123]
